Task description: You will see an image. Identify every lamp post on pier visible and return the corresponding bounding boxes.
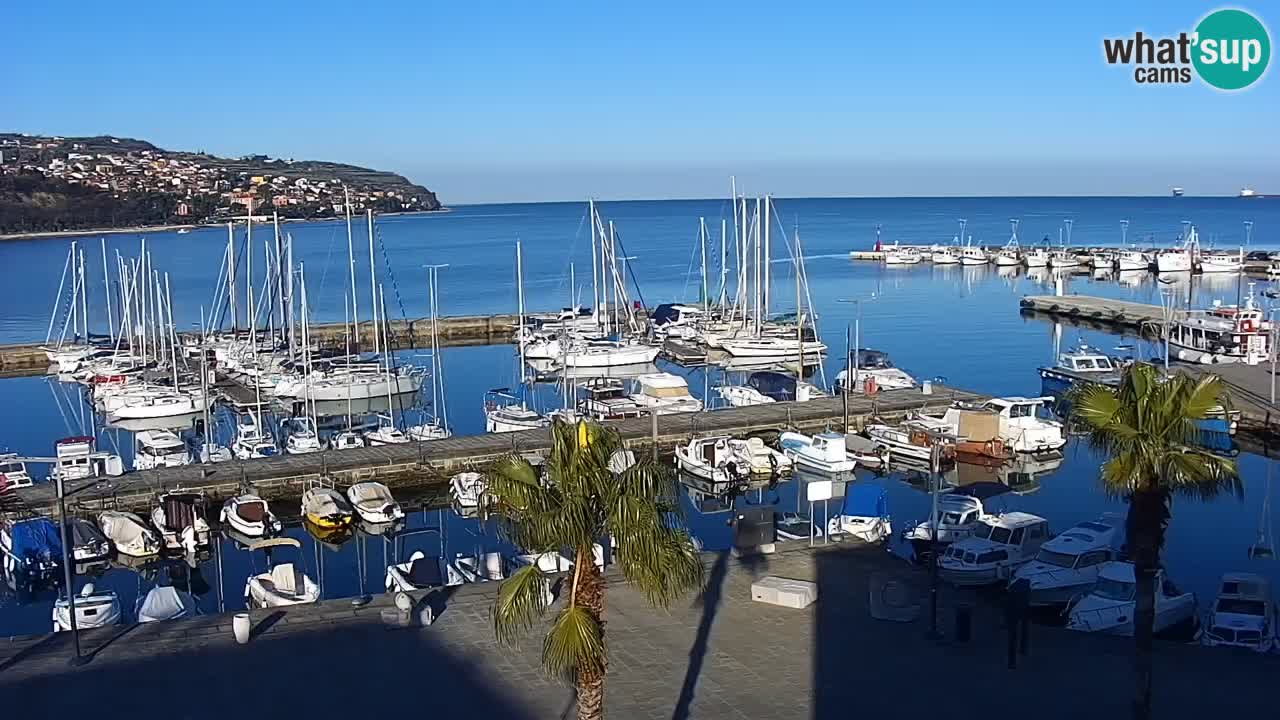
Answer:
[837,295,876,431]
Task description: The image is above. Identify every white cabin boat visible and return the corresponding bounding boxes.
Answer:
[931,247,961,265]
[133,430,191,471]
[883,245,922,265]
[779,431,857,473]
[835,349,916,392]
[50,436,124,482]
[904,493,993,550]
[1198,249,1244,274]
[0,453,33,489]
[864,423,940,461]
[1011,518,1120,605]
[629,373,703,414]
[1169,294,1271,365]
[53,584,121,633]
[825,483,892,543]
[284,417,322,455]
[1048,250,1081,269]
[720,336,828,359]
[1022,247,1050,268]
[1089,251,1115,270]
[1201,573,1276,653]
[676,436,791,482]
[977,397,1066,453]
[328,430,366,450]
[365,416,410,446]
[220,494,281,538]
[958,246,988,266]
[346,482,404,524]
[1115,249,1151,271]
[939,512,1050,586]
[232,414,277,459]
[1067,562,1197,635]
[484,389,550,434]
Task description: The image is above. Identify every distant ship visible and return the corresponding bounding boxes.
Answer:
[1171,187,1184,197]
[1240,187,1257,198]
[1239,187,1276,199]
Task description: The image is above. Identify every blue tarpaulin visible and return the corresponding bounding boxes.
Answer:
[843,483,888,518]
[8,518,62,569]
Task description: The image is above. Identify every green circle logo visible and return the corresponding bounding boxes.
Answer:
[1193,8,1271,90]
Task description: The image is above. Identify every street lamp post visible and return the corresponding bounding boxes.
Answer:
[56,474,89,666]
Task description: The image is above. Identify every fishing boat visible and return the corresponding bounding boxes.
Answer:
[1115,249,1151,271]
[992,242,1020,267]
[67,517,112,563]
[908,404,1011,465]
[1,517,62,584]
[958,245,988,266]
[676,435,791,482]
[931,246,961,265]
[1067,562,1197,635]
[1089,251,1115,270]
[385,550,446,592]
[244,538,321,608]
[150,491,212,554]
[1198,248,1244,273]
[779,431,858,473]
[1168,293,1271,365]
[1022,246,1050,268]
[220,493,281,538]
[719,371,827,406]
[284,417,322,455]
[346,481,403,524]
[1156,226,1198,273]
[835,349,917,392]
[53,584,122,633]
[1048,249,1082,269]
[1010,517,1120,606]
[0,453,33,489]
[1038,346,1124,395]
[484,389,550,433]
[1201,573,1276,653]
[136,585,197,623]
[883,245,922,265]
[133,429,191,470]
[97,510,161,558]
[825,483,892,543]
[628,373,702,414]
[576,379,646,420]
[450,471,486,508]
[301,484,354,530]
[939,512,1050,586]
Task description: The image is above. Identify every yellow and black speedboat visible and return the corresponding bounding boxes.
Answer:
[300,486,354,530]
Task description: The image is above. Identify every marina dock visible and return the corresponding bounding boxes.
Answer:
[9,384,985,516]
[1018,294,1177,332]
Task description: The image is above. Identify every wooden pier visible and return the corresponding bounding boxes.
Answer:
[7,384,986,517]
[1018,294,1177,332]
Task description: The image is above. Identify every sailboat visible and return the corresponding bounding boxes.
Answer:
[285,265,322,455]
[486,241,549,434]
[366,285,411,446]
[407,264,452,441]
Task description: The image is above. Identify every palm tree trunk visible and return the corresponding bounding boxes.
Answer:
[576,545,606,720]
[1128,489,1169,720]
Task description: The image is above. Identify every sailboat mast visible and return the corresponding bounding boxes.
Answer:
[165,272,178,389]
[753,199,762,335]
[516,240,526,371]
[285,233,295,360]
[795,228,804,380]
[367,209,380,356]
[226,222,237,332]
[380,285,395,427]
[589,200,600,328]
[246,214,254,345]
[344,294,353,429]
[720,218,728,307]
[763,195,771,319]
[699,217,709,313]
[345,187,359,351]
[300,262,315,429]
[273,211,285,340]
[101,238,113,340]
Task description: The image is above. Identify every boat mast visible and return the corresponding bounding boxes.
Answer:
[273,211,285,344]
[345,187,359,352]
[44,248,71,347]
[719,217,728,308]
[590,200,600,329]
[226,222,237,333]
[699,217,709,314]
[285,233,295,360]
[164,272,179,389]
[795,227,804,380]
[78,245,89,343]
[344,294,354,431]
[199,305,213,455]
[367,209,380,356]
[101,238,113,341]
[1121,219,1129,247]
[380,285,395,429]
[246,214,254,347]
[299,262,316,432]
[763,195,771,320]
[753,199,762,335]
[516,240,526,374]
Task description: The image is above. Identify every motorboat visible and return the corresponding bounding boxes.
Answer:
[150,491,212,554]
[284,417,323,455]
[1201,573,1276,653]
[931,246,961,265]
[939,512,1050,586]
[1089,251,1115,270]
[49,436,125,482]
[908,403,1012,465]
[779,431,858,473]
[992,246,1020,267]
[576,379,646,420]
[385,550,446,592]
[1168,293,1272,365]
[245,538,321,608]
[329,430,366,450]
[835,349,917,392]
[843,433,888,468]
[903,483,1009,553]
[1048,250,1081,269]
[301,485,354,530]
[365,416,410,446]
[511,544,603,573]
[220,493,281,538]
[650,303,707,340]
[1,517,62,583]
[450,471,486,508]
[825,483,892,543]
[346,481,404,524]
[136,585,197,623]
[67,517,112,563]
[720,336,828,359]
[676,435,792,482]
[232,413,278,459]
[865,423,950,462]
[53,584,122,633]
[719,371,827,407]
[484,389,550,433]
[133,429,192,470]
[1038,346,1124,395]
[449,552,506,584]
[1198,249,1244,273]
[775,512,822,541]
[958,245,988,266]
[883,245,922,265]
[629,373,703,414]
[975,397,1066,453]
[1156,226,1198,273]
[98,510,161,558]
[1115,249,1151,271]
[1011,517,1120,606]
[1067,561,1197,635]
[1022,246,1050,268]
[200,442,233,464]
[0,453,34,489]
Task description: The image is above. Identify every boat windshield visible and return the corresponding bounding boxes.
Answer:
[0,461,23,474]
[144,444,187,457]
[971,522,1012,544]
[1034,548,1077,569]
[1095,577,1135,601]
[1216,598,1266,616]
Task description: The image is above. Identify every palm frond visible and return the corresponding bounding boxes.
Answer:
[614,524,704,607]
[542,605,606,682]
[493,564,552,647]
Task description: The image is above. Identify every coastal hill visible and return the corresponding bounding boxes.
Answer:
[0,133,440,235]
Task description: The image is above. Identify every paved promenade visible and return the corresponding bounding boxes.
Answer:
[3,543,1276,718]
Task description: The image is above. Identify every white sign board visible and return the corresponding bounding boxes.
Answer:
[806,479,834,503]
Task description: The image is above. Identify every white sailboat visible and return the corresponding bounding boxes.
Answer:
[487,241,549,434]
[406,264,452,442]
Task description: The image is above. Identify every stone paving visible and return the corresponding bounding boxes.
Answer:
[3,542,1277,718]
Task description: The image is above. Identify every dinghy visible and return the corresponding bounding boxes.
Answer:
[98,510,161,558]
[385,550,446,592]
[826,483,892,543]
[244,537,321,608]
[150,492,212,554]
[136,585,197,623]
[346,482,404,524]
[53,584,122,632]
[220,494,281,538]
[301,485,354,530]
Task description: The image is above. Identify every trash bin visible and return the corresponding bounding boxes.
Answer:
[955,603,972,643]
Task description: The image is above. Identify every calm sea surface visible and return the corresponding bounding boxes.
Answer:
[2,196,1279,635]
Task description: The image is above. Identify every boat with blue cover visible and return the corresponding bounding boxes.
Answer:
[826,483,892,543]
[0,517,63,585]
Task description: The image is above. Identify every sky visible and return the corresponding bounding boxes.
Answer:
[6,1,1279,203]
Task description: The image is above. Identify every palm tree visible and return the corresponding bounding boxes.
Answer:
[1071,364,1240,720]
[485,418,704,720]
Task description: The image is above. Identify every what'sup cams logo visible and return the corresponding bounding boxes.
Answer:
[1103,7,1271,90]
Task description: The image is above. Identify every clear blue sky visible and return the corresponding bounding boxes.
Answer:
[8,1,1278,203]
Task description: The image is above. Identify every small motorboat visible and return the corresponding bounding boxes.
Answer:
[1011,517,1120,606]
[53,584,122,632]
[450,472,486,509]
[1,517,62,584]
[825,483,892,543]
[939,512,1050,586]
[1201,573,1277,653]
[449,552,506,584]
[133,429,192,470]
[385,550,446,592]
[98,510,161,558]
[1067,562,1197,635]
[865,423,946,462]
[346,481,404,524]
[903,483,1009,555]
[301,484,354,530]
[775,512,822,541]
[779,431,857,473]
[842,433,887,468]
[151,491,212,554]
[835,350,917,393]
[244,538,321,608]
[676,436,791,483]
[136,585,197,623]
[68,517,112,563]
[220,493,281,538]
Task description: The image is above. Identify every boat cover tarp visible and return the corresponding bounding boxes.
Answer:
[235,500,267,523]
[69,517,106,548]
[406,557,444,588]
[349,483,392,507]
[304,489,347,517]
[9,518,62,563]
[100,512,151,547]
[842,483,887,518]
[851,349,894,369]
[651,304,680,327]
[747,371,798,401]
[161,495,197,531]
[137,586,192,622]
[956,410,999,442]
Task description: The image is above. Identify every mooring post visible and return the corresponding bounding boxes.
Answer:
[650,410,659,461]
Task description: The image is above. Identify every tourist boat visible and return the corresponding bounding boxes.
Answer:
[450,471,486,508]
[780,431,858,473]
[1198,248,1244,274]
[628,373,703,414]
[865,423,949,462]
[883,245,922,265]
[301,485,354,530]
[133,429,192,470]
[284,417,322,455]
[720,336,828,359]
[1010,517,1120,605]
[676,435,792,482]
[974,397,1066,454]
[1115,249,1151,271]
[346,481,404,524]
[719,371,827,406]
[220,493,281,538]
[484,389,550,433]
[1168,293,1271,365]
[1022,246,1050,268]
[98,510,160,558]
[958,245,989,266]
[825,483,892,543]
[835,349,917,392]
[0,453,33,489]
[53,584,122,633]
[328,430,366,450]
[150,491,212,554]
[775,512,822,541]
[385,550,446,592]
[1,517,62,584]
[67,517,112,563]
[1038,345,1124,394]
[49,436,125,482]
[1048,249,1081,269]
[1201,573,1276,653]
[136,585,197,623]
[931,246,961,265]
[232,413,278,459]
[939,512,1050,586]
[1067,562,1197,635]
[245,538,321,608]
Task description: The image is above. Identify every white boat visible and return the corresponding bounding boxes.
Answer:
[232,413,278,459]
[629,373,702,414]
[284,417,322,455]
[0,453,33,489]
[245,541,321,608]
[719,371,826,407]
[721,336,827,359]
[835,349,917,392]
[931,247,961,265]
[108,390,210,420]
[775,512,822,541]
[1115,249,1151,271]
[843,433,888,468]
[992,245,1021,267]
[977,397,1066,453]
[1089,251,1115,270]
[44,345,99,373]
[1155,249,1193,273]
[1022,247,1050,268]
[53,584,121,632]
[484,389,549,433]
[864,423,940,461]
[346,481,404,524]
[276,368,423,402]
[1011,517,1120,606]
[524,336,660,368]
[97,510,161,558]
[133,429,191,470]
[219,494,281,538]
[904,492,995,550]
[1201,573,1276,653]
[1169,293,1272,365]
[1,518,62,582]
[939,512,1050,586]
[328,430,366,450]
[958,245,988,266]
[825,483,892,543]
[301,485,354,530]
[406,420,450,442]
[385,550,446,592]
[449,552,506,584]
[150,491,212,554]
[676,436,791,482]
[779,431,858,473]
[1198,249,1243,273]
[365,415,410,446]
[136,586,197,623]
[50,436,124,482]
[1067,562,1197,635]
[1048,250,1082,269]
[450,471,486,508]
[883,245,922,265]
